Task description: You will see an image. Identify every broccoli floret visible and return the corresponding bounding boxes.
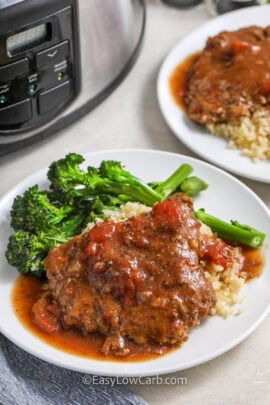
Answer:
[48,152,86,191]
[6,195,119,279]
[10,185,75,233]
[47,153,87,204]
[5,231,63,278]
[5,224,79,278]
[83,194,126,225]
[6,211,85,279]
[95,160,163,205]
[47,154,163,207]
[7,182,88,278]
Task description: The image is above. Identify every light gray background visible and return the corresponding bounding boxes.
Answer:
[0,1,269,404]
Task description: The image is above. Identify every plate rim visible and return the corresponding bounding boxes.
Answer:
[0,148,269,377]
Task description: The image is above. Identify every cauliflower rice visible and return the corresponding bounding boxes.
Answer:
[207,109,270,162]
[86,203,246,318]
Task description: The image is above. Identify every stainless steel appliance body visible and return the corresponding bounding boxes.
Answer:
[0,0,145,154]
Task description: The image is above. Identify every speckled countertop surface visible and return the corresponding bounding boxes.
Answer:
[0,1,269,404]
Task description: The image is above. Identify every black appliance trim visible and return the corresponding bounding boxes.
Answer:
[0,0,146,157]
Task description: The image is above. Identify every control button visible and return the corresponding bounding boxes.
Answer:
[56,72,64,81]
[0,94,7,104]
[28,83,37,95]
[36,41,69,68]
[38,80,71,115]
[0,99,32,125]
[0,58,29,82]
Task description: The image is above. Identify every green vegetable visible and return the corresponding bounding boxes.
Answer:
[48,153,163,206]
[195,209,265,248]
[151,164,207,198]
[155,163,193,198]
[10,185,77,233]
[83,194,127,224]
[179,176,208,197]
[5,205,85,278]
[6,205,85,278]
[47,152,86,204]
[7,182,89,277]
[5,231,67,279]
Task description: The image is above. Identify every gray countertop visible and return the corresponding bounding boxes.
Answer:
[0,1,269,404]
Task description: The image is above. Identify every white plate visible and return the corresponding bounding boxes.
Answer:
[0,149,269,376]
[157,5,270,183]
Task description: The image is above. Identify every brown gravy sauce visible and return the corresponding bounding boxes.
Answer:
[241,247,265,281]
[12,276,172,362]
[11,248,264,361]
[169,52,199,111]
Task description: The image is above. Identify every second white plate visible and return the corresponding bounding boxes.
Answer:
[157,5,270,183]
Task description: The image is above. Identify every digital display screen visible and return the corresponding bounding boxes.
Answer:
[7,23,49,55]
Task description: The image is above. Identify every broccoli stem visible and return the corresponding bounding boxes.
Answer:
[94,182,162,206]
[155,164,193,198]
[59,213,86,236]
[47,205,75,226]
[48,155,163,207]
[179,176,208,197]
[195,209,265,248]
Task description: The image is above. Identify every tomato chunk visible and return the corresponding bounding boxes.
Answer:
[85,242,98,257]
[231,40,260,56]
[190,104,202,114]
[205,240,228,268]
[259,79,270,95]
[153,200,182,226]
[32,298,60,334]
[89,221,116,243]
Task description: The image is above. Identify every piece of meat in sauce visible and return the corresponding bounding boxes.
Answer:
[186,26,270,124]
[32,193,241,356]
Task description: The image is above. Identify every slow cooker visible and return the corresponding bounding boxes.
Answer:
[0,0,145,155]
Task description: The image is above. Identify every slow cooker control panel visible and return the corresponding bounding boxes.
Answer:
[0,0,80,135]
